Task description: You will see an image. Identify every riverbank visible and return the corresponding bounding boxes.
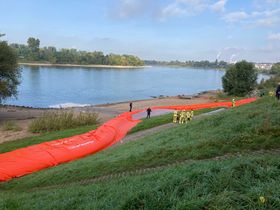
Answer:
[0,90,219,143]
[19,62,149,69]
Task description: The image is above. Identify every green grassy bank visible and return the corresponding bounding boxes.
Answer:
[0,96,279,209]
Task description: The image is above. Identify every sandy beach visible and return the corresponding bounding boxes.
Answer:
[19,62,149,69]
[0,90,219,143]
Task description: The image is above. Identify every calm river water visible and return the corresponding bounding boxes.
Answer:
[4,65,267,108]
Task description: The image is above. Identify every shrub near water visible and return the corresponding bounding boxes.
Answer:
[1,121,22,131]
[28,111,99,133]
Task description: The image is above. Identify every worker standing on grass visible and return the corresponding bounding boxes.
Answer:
[186,111,191,122]
[173,111,178,123]
[232,98,236,107]
[146,107,152,119]
[276,82,280,100]
[190,110,194,120]
[129,102,133,112]
[179,110,186,124]
[177,111,181,122]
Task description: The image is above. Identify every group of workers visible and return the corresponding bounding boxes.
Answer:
[127,82,280,122]
[173,110,194,124]
[128,97,236,122]
[263,82,280,99]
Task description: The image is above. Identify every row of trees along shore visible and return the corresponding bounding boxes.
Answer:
[144,59,229,69]
[10,37,144,66]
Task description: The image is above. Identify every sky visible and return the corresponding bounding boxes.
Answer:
[0,0,280,63]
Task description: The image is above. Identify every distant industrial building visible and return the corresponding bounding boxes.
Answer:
[254,63,273,71]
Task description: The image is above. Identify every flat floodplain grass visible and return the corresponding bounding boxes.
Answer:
[1,154,279,210]
[1,97,280,191]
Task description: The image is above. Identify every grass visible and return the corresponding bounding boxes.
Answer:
[1,96,279,190]
[0,125,97,154]
[0,154,279,209]
[28,111,99,133]
[0,96,280,209]
[129,108,219,134]
[216,91,246,101]
[1,121,22,132]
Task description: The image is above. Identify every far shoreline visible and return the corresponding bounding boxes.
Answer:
[19,62,150,69]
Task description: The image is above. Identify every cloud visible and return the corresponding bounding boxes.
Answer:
[110,0,279,30]
[222,11,249,22]
[211,0,227,12]
[268,33,280,41]
[109,0,152,19]
[158,3,187,19]
[222,3,280,28]
[157,0,209,20]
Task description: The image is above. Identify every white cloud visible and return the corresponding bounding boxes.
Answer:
[110,0,280,31]
[221,3,280,28]
[158,3,187,19]
[109,0,152,19]
[211,0,227,12]
[268,33,280,41]
[158,0,229,20]
[222,11,249,22]
[157,0,208,20]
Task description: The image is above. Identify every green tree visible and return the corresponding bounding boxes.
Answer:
[222,60,257,96]
[27,37,40,60]
[271,63,280,75]
[0,35,20,103]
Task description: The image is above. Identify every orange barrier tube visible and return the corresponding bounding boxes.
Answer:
[152,98,257,110]
[0,110,142,182]
[0,98,256,182]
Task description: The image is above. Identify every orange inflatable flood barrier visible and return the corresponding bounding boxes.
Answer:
[0,98,256,182]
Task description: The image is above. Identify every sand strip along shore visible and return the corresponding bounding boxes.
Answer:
[19,63,150,69]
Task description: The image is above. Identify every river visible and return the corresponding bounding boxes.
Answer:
[4,65,268,108]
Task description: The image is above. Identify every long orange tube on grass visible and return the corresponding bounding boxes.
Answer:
[0,98,256,182]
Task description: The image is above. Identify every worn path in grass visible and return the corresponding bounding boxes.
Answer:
[116,108,226,146]
[27,148,280,192]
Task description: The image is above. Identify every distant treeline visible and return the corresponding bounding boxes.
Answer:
[10,37,144,66]
[144,60,229,69]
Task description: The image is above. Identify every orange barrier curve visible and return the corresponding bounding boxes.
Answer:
[0,98,256,182]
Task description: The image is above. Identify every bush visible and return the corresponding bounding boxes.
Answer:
[270,63,280,75]
[1,121,22,131]
[222,61,257,96]
[258,75,280,90]
[28,111,99,133]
